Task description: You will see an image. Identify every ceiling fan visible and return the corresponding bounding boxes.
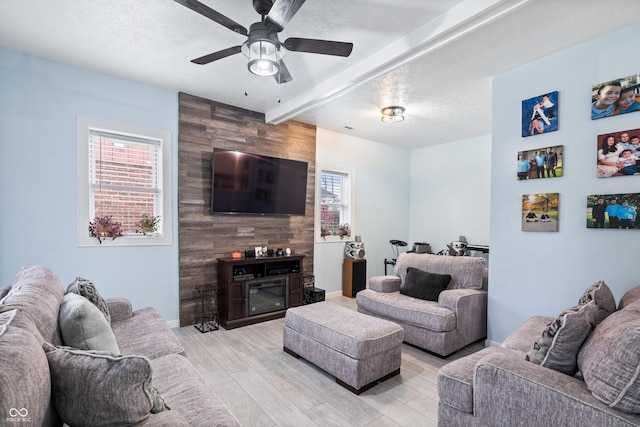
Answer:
[174,0,354,84]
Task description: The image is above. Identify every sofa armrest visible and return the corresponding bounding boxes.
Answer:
[106,297,133,322]
[473,352,640,426]
[438,288,485,313]
[369,275,401,293]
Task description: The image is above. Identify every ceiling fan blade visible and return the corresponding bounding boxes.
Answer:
[265,0,306,32]
[284,38,353,57]
[174,0,247,35]
[191,46,242,65]
[274,60,293,84]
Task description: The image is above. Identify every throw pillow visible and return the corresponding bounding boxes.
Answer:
[43,343,169,427]
[59,293,120,355]
[577,280,616,324]
[67,277,111,324]
[578,309,640,414]
[400,267,451,301]
[525,302,597,375]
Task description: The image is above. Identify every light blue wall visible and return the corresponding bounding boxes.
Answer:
[489,23,640,343]
[409,135,491,256]
[315,128,411,293]
[0,48,180,322]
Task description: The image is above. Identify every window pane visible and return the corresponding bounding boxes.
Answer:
[320,171,346,231]
[89,131,161,234]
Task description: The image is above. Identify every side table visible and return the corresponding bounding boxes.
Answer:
[194,284,219,333]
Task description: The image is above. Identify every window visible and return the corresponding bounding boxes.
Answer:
[315,163,354,242]
[77,116,172,246]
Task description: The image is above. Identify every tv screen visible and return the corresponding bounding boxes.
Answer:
[211,149,308,215]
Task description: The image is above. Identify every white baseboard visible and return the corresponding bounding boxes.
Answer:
[166,319,180,328]
[484,339,502,347]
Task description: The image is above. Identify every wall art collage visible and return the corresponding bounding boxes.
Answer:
[518,73,640,232]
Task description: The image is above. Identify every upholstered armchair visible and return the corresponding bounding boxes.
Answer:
[356,253,488,357]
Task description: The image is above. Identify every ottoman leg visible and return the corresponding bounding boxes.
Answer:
[336,367,401,395]
[283,346,300,358]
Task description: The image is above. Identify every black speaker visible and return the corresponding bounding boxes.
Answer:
[313,288,325,302]
[343,259,366,297]
[244,249,255,258]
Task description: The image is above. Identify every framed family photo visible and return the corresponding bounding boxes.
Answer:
[586,193,638,229]
[596,127,640,178]
[521,91,558,137]
[517,145,563,180]
[522,193,559,232]
[591,73,640,120]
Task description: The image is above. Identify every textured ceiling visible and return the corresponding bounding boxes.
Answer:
[2,0,640,148]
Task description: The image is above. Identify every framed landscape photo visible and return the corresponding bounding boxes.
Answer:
[586,193,639,229]
[591,73,640,120]
[596,127,640,178]
[517,145,563,180]
[522,193,559,232]
[521,91,558,137]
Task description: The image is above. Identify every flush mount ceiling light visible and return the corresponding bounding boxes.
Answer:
[381,106,406,123]
[241,22,285,77]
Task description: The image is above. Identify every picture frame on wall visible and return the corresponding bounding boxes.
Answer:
[517,145,563,180]
[522,193,559,232]
[521,91,558,137]
[591,73,640,120]
[596,127,640,177]
[586,193,638,229]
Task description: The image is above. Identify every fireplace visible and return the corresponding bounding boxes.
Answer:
[247,277,289,317]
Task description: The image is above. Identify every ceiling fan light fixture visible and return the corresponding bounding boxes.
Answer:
[241,22,285,77]
[381,106,406,123]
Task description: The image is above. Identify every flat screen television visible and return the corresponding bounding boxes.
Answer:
[211,149,308,215]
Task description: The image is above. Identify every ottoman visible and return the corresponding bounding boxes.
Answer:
[283,301,404,394]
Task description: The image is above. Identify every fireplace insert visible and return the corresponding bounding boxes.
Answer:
[247,277,289,317]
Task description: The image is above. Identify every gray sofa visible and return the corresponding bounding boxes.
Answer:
[0,265,239,426]
[438,282,640,427]
[356,253,488,357]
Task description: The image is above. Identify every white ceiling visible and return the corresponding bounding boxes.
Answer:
[2,0,640,149]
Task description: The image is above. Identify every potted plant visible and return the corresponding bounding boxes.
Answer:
[88,215,123,244]
[135,213,161,236]
[321,223,351,240]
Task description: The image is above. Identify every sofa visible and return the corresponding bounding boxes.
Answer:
[356,253,487,357]
[438,281,640,427]
[0,265,239,426]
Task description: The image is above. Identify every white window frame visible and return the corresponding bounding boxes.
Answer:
[77,116,172,246]
[315,162,355,243]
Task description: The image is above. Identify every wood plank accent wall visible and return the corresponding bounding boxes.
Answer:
[178,92,316,326]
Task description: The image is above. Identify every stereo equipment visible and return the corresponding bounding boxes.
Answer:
[344,241,365,259]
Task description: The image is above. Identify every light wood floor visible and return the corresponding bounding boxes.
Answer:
[172,294,484,427]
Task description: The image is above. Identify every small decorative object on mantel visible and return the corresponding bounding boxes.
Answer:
[285,248,292,256]
[231,250,242,259]
[88,215,123,244]
[134,213,161,236]
[321,223,351,240]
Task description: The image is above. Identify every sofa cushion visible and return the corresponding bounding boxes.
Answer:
[577,280,616,324]
[59,293,120,354]
[1,265,65,345]
[356,289,456,332]
[110,306,184,359]
[394,253,485,290]
[0,284,10,300]
[578,309,640,414]
[151,353,241,426]
[43,343,169,427]
[618,284,640,310]
[1,320,57,426]
[525,302,597,375]
[67,277,111,324]
[400,267,451,301]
